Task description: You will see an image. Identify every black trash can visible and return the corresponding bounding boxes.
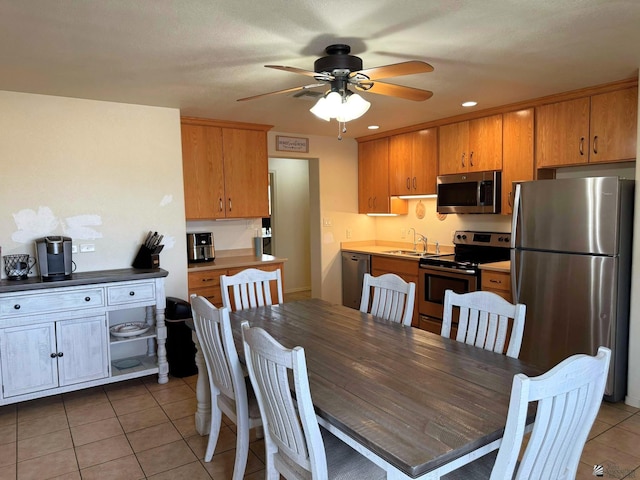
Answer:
[165,297,198,378]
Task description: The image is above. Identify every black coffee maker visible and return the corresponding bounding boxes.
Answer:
[35,236,73,281]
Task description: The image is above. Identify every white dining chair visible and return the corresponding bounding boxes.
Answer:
[443,346,611,480]
[220,267,284,311]
[360,272,416,326]
[441,289,526,358]
[190,295,262,478]
[241,321,387,480]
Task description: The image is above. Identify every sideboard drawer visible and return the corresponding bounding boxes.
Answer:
[0,288,105,317]
[107,281,156,306]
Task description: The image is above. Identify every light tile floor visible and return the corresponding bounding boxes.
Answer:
[0,374,639,479]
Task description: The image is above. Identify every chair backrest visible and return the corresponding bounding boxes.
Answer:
[491,346,611,480]
[241,321,328,479]
[220,268,284,311]
[190,295,248,416]
[359,272,416,326]
[441,289,526,358]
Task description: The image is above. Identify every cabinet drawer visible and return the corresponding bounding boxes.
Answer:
[188,270,226,288]
[481,271,510,293]
[371,256,418,276]
[107,281,156,306]
[0,288,105,317]
[188,285,223,307]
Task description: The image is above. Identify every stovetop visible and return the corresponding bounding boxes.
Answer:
[419,231,511,271]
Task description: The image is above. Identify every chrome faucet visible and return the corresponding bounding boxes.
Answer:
[416,233,428,253]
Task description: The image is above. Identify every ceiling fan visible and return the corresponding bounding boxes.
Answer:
[237,44,434,136]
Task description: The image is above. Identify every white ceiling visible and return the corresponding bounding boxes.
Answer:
[1,0,639,139]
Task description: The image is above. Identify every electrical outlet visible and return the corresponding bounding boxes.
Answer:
[323,218,332,227]
[346,229,352,239]
[71,245,78,254]
[80,244,95,253]
[401,228,407,239]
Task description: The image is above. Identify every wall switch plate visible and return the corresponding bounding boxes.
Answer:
[346,229,352,239]
[80,244,95,253]
[401,228,407,239]
[323,218,332,227]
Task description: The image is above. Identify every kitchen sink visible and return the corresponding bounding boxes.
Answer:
[383,250,429,257]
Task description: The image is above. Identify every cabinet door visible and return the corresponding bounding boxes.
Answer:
[590,87,638,164]
[438,122,469,174]
[469,114,503,172]
[358,138,390,213]
[389,133,413,196]
[181,124,225,219]
[222,129,269,218]
[502,108,534,215]
[0,323,58,398]
[57,316,109,386]
[412,128,438,194]
[536,97,590,167]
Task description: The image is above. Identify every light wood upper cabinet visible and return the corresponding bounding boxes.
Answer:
[536,87,638,167]
[359,138,408,214]
[502,108,534,215]
[181,118,271,220]
[389,128,438,196]
[439,114,503,174]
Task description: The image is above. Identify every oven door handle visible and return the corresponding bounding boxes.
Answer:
[419,264,477,275]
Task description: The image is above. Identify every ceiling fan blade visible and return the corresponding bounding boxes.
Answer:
[265,65,333,81]
[354,61,433,81]
[354,80,433,101]
[237,83,326,102]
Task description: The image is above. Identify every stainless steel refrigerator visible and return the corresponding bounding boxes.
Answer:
[511,176,634,402]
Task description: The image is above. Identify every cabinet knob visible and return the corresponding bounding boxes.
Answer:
[490,279,502,284]
[219,198,223,212]
[593,135,598,154]
[129,291,135,296]
[469,151,474,167]
[57,352,64,357]
[85,297,91,302]
[406,177,411,191]
[228,198,232,211]
[50,353,57,358]
[579,137,585,156]
[13,304,20,310]
[461,152,466,167]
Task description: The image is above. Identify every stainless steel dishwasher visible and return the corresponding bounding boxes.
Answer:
[341,252,371,309]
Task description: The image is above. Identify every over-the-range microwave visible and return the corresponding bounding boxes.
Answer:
[436,170,501,214]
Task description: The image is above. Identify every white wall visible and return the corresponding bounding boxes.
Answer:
[0,91,188,299]
[626,90,640,407]
[269,157,311,292]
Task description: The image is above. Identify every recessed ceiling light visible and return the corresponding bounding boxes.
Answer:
[462,101,478,107]
[367,125,380,130]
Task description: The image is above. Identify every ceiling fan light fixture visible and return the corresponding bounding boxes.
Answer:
[337,92,370,122]
[310,90,370,123]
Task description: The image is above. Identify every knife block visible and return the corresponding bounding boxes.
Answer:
[132,245,160,269]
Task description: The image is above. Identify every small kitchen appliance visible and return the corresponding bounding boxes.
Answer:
[3,254,37,280]
[187,232,215,263]
[35,236,73,281]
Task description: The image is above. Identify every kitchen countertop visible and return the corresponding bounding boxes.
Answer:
[479,261,511,273]
[188,251,286,272]
[341,241,454,260]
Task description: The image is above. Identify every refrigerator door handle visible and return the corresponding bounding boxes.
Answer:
[510,183,522,302]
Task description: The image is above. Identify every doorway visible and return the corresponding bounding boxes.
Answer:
[268,157,311,295]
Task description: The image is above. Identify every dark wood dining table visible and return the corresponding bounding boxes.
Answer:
[192,298,541,479]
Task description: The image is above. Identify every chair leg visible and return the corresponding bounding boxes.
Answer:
[232,423,250,480]
[204,398,223,462]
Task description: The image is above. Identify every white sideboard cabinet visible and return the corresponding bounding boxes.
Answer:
[0,268,169,405]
